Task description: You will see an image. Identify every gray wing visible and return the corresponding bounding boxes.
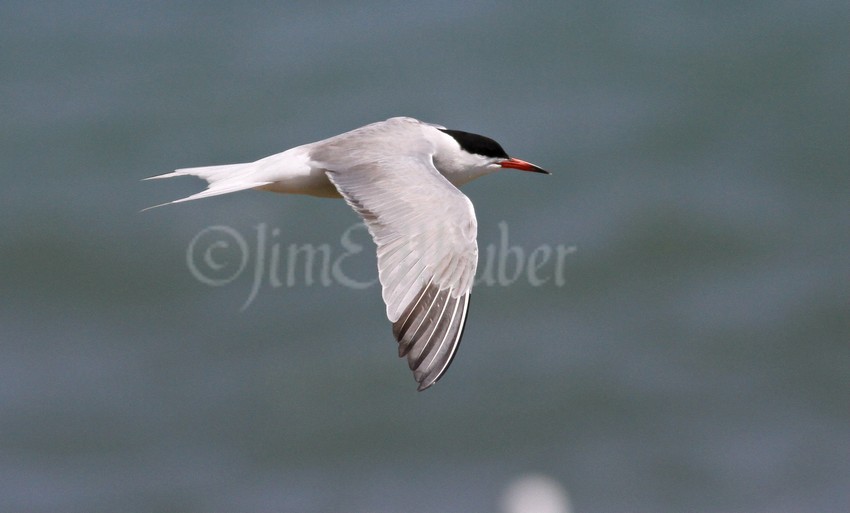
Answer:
[312,118,477,390]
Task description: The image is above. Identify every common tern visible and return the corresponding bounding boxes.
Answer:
[146,116,549,390]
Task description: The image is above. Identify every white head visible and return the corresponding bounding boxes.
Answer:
[432,127,550,186]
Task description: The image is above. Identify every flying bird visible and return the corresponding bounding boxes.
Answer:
[146,117,549,390]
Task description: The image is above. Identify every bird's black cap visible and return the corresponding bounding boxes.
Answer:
[439,129,510,159]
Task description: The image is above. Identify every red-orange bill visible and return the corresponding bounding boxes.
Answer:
[500,157,550,174]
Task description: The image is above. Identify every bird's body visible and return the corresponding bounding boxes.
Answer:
[147,116,548,390]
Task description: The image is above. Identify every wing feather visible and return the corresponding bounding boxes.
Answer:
[313,118,477,390]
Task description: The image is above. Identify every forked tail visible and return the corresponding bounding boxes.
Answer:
[142,163,273,210]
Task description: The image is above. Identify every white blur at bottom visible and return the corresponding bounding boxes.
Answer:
[500,474,573,513]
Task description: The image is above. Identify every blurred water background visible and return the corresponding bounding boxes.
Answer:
[1,1,848,512]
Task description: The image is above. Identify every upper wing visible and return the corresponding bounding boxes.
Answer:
[312,118,478,390]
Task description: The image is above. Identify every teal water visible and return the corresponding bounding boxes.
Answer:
[1,1,848,512]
